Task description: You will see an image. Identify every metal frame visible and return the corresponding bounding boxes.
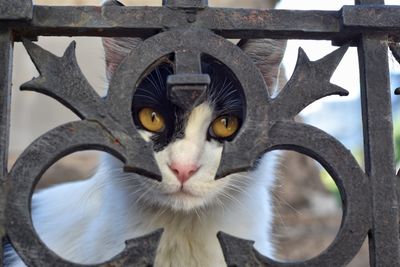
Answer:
[0,0,399,266]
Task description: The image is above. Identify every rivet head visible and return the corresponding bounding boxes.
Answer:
[187,14,196,23]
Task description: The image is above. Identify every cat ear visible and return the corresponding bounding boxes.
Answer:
[238,39,287,95]
[102,0,143,80]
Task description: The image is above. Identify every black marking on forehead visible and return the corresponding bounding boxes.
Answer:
[131,55,244,151]
[202,54,244,118]
[132,63,185,151]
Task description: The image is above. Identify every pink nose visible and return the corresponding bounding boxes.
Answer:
[169,162,199,184]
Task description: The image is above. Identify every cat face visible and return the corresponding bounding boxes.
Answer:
[129,58,244,210]
[103,37,286,211]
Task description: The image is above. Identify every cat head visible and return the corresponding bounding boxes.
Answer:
[102,27,286,212]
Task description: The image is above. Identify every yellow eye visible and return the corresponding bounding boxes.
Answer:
[138,108,165,133]
[211,115,239,139]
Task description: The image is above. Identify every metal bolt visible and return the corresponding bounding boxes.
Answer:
[187,13,196,23]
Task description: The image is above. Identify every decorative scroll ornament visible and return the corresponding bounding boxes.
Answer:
[6,28,370,266]
[267,46,349,121]
[21,39,162,180]
[6,40,162,266]
[218,45,371,267]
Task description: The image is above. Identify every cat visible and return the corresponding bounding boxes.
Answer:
[4,4,286,267]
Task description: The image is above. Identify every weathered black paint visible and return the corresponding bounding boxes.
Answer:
[1,0,400,266]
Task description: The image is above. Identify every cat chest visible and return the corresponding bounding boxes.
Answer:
[154,227,226,267]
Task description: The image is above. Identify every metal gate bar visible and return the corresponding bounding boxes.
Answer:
[0,28,12,267]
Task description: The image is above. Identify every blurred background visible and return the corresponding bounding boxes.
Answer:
[9,0,400,266]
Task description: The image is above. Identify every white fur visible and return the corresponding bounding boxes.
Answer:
[8,103,279,267]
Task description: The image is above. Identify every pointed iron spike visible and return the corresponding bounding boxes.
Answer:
[62,41,77,60]
[270,46,350,121]
[297,47,311,66]
[276,47,310,98]
[284,47,311,82]
[328,83,349,97]
[22,39,57,76]
[279,47,310,90]
[315,45,349,77]
[121,229,162,265]
[21,38,37,52]
[62,41,81,70]
[217,232,261,266]
[20,77,43,92]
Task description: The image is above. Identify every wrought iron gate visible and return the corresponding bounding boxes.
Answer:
[1,0,400,266]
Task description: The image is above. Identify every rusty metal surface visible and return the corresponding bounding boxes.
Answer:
[11,6,341,39]
[4,5,398,41]
[356,1,399,264]
[358,32,399,266]
[356,0,399,266]
[1,0,400,266]
[342,5,400,29]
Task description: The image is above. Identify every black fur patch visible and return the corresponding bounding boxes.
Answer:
[3,239,20,267]
[131,56,244,151]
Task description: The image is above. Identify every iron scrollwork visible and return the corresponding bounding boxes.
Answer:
[1,0,400,266]
[7,29,368,267]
